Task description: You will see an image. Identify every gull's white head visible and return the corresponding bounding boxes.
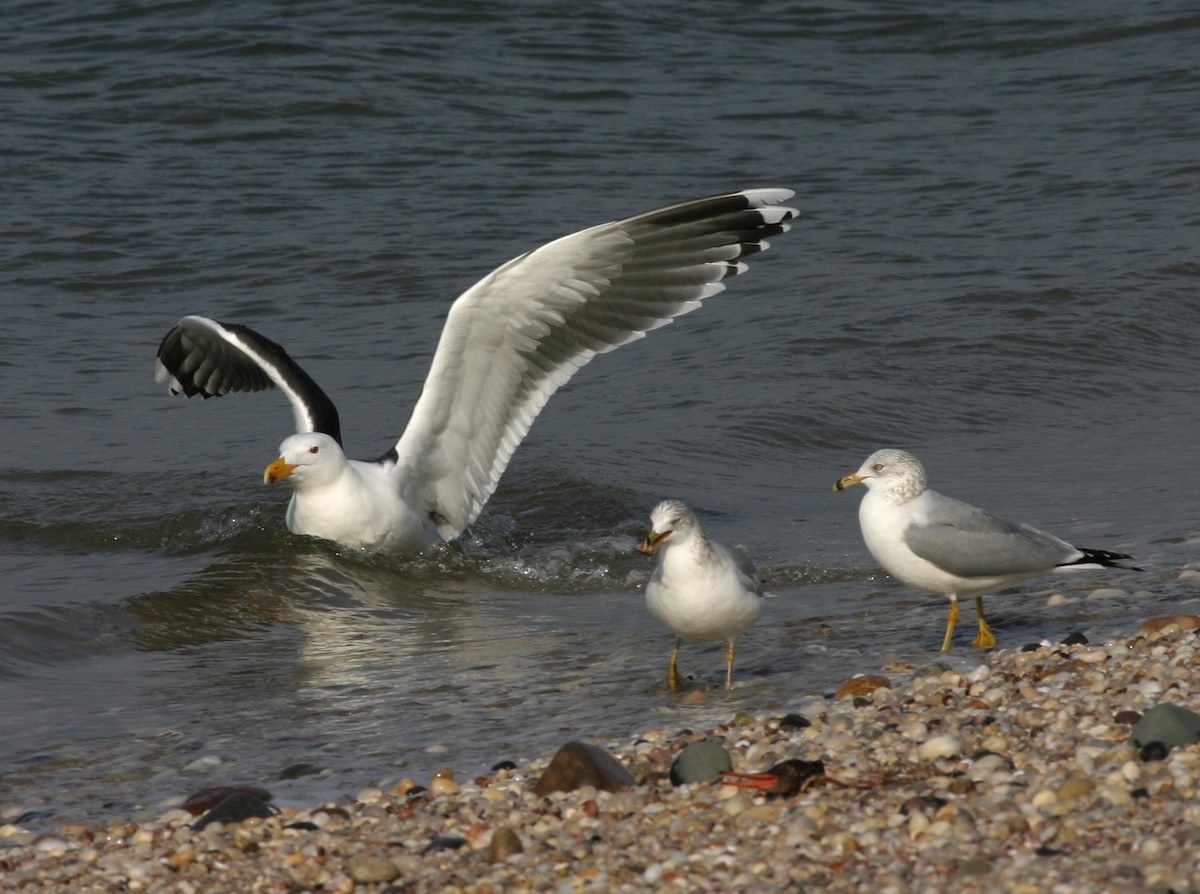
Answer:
[637,498,700,557]
[834,448,927,502]
[263,432,346,488]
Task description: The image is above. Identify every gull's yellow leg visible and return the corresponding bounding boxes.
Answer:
[940,597,960,653]
[971,595,997,649]
[725,639,736,691]
[667,637,683,690]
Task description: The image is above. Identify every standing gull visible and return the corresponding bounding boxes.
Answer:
[834,448,1137,652]
[155,189,796,551]
[638,500,764,690]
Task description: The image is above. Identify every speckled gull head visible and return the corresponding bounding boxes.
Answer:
[833,448,927,502]
[637,499,700,556]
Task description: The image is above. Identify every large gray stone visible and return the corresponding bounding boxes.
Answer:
[1130,703,1200,751]
[670,739,733,786]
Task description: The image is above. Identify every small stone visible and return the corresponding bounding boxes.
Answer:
[835,674,890,699]
[430,776,460,796]
[392,778,420,796]
[534,741,636,796]
[181,785,273,816]
[1137,615,1200,636]
[736,803,783,823]
[423,836,468,853]
[1056,776,1095,802]
[670,740,733,786]
[1139,742,1170,762]
[1031,789,1058,808]
[346,854,400,884]
[899,795,946,817]
[1060,631,1088,646]
[1130,703,1200,751]
[777,713,811,730]
[1113,710,1142,726]
[954,857,993,877]
[489,826,523,862]
[191,793,275,831]
[917,735,962,761]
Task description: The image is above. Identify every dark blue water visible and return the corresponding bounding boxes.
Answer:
[2,1,1198,823]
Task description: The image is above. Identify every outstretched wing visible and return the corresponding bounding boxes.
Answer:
[155,315,343,445]
[394,189,797,539]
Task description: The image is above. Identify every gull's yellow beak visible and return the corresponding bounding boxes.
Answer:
[638,530,670,557]
[833,473,865,492]
[264,458,299,485]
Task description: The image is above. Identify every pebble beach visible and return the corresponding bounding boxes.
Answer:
[3,616,1199,893]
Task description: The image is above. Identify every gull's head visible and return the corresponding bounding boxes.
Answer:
[834,448,927,501]
[637,498,700,557]
[264,432,345,488]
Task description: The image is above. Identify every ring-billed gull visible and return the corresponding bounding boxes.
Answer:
[638,499,764,690]
[154,189,797,551]
[834,448,1138,652]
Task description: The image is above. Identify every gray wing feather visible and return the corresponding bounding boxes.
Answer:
[723,542,764,596]
[904,492,1076,578]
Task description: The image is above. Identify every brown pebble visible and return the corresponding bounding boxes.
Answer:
[489,825,524,862]
[346,854,400,884]
[392,778,420,796]
[836,674,891,699]
[534,741,636,796]
[181,785,272,816]
[946,777,976,796]
[430,776,460,796]
[1056,776,1096,802]
[1137,615,1200,636]
[583,799,600,817]
[1114,710,1143,726]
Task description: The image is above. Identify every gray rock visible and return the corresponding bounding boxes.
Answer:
[190,792,274,830]
[1130,703,1200,752]
[670,739,733,786]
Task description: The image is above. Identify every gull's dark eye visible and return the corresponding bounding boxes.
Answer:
[873,463,884,471]
[309,446,320,455]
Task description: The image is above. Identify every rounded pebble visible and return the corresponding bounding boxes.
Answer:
[917,735,963,761]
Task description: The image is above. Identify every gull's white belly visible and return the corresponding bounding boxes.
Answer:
[646,557,761,642]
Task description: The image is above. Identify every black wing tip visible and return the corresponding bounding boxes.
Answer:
[641,189,798,230]
[1074,547,1143,572]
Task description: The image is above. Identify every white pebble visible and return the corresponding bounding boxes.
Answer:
[1046,593,1071,606]
[1086,587,1127,600]
[917,735,962,761]
[182,755,223,772]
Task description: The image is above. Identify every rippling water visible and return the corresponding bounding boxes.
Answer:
[2,1,1198,822]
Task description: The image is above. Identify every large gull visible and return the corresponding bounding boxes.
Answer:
[834,448,1137,652]
[638,499,764,690]
[156,189,797,551]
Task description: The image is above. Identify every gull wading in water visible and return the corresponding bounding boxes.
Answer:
[638,500,764,690]
[155,189,797,551]
[834,448,1138,652]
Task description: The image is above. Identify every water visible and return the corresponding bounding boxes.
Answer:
[2,1,1198,823]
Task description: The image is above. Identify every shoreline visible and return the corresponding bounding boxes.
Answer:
[2,621,1198,893]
